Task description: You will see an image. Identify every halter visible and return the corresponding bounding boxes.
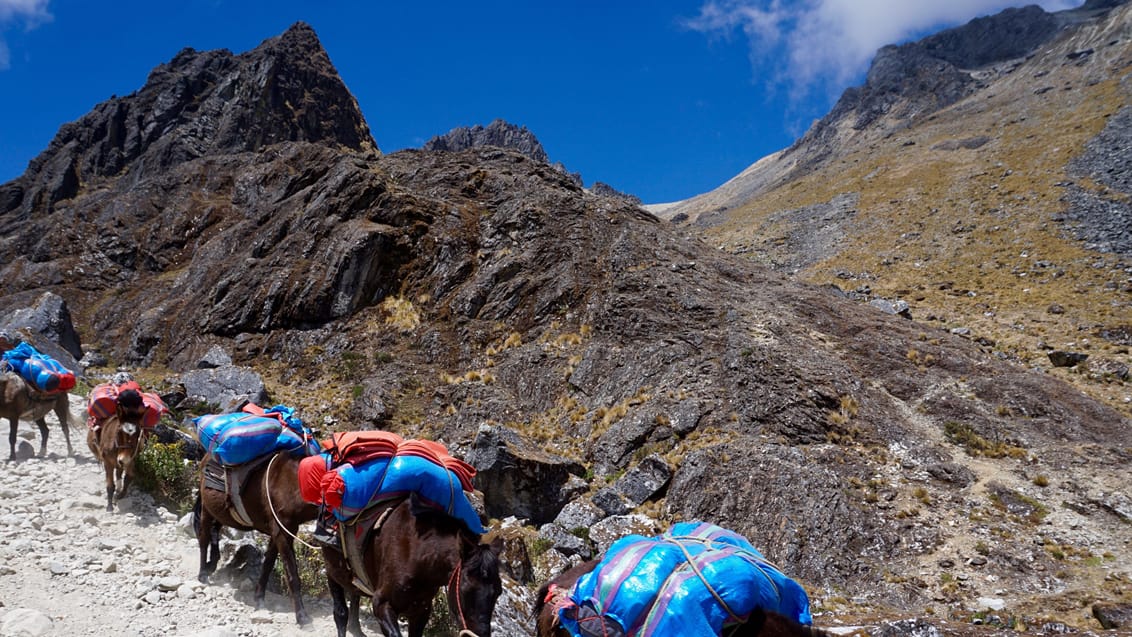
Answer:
[447,558,481,637]
[115,420,144,456]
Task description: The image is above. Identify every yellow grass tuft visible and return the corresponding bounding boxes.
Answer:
[381,296,420,333]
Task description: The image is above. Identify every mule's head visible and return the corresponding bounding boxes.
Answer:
[116,389,147,425]
[449,534,504,637]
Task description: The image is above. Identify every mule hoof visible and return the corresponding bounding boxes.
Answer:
[296,611,312,626]
[198,574,210,585]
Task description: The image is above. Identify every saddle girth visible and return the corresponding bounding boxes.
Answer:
[202,454,274,528]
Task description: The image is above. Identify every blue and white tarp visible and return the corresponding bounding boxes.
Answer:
[194,406,318,466]
[324,453,485,534]
[560,521,812,636]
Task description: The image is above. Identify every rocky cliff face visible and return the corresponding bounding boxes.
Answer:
[1,20,1129,632]
[0,22,376,217]
[424,118,549,163]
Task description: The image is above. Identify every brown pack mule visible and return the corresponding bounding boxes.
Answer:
[87,412,145,511]
[1,372,73,462]
[195,451,319,626]
[322,495,504,637]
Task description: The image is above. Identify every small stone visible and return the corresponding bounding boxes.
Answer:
[48,561,70,575]
[103,561,118,573]
[1048,350,1088,367]
[938,559,955,568]
[250,609,274,624]
[157,576,182,592]
[176,583,197,600]
[144,590,162,605]
[968,556,988,566]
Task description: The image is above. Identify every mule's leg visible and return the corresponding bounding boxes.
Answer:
[403,599,435,637]
[35,417,49,458]
[53,400,73,456]
[196,499,220,583]
[275,538,312,626]
[117,454,135,498]
[373,597,403,637]
[103,460,116,511]
[347,591,365,637]
[328,576,352,637]
[255,543,279,610]
[8,416,18,461]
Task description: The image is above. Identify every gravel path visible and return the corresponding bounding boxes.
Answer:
[0,408,375,637]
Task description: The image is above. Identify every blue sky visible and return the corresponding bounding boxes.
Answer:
[0,0,1082,204]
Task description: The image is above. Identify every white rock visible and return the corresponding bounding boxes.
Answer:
[0,608,54,636]
[176,583,196,600]
[249,609,274,624]
[143,590,162,605]
[977,596,1006,611]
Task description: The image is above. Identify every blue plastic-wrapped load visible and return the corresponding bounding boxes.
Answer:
[1,342,75,393]
[194,403,318,466]
[317,453,485,534]
[559,522,812,637]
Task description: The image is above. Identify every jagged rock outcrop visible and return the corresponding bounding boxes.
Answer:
[424,118,549,163]
[0,22,376,216]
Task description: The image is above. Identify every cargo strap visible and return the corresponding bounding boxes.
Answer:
[340,498,401,597]
[202,454,273,528]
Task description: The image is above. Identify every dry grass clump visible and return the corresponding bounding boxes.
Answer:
[381,296,420,333]
[944,421,1026,459]
[590,387,653,439]
[486,331,522,356]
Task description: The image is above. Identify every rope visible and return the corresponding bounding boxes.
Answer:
[264,453,320,551]
[449,558,482,637]
[671,539,743,624]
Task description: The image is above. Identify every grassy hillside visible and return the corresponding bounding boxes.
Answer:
[703,33,1131,420]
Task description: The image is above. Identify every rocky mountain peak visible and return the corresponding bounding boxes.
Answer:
[424,118,550,164]
[1,20,376,216]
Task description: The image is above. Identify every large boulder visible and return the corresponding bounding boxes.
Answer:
[468,425,586,525]
[178,365,269,412]
[0,292,83,375]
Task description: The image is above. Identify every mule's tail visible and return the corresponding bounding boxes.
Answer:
[191,493,202,536]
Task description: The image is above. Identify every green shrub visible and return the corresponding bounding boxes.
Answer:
[135,441,196,513]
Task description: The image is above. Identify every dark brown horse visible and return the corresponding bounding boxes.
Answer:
[86,413,146,511]
[535,559,832,637]
[322,495,504,637]
[195,451,319,625]
[1,372,73,461]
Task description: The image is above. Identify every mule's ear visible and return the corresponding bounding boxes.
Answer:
[489,535,504,555]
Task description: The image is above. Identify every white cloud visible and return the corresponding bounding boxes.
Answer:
[0,0,52,70]
[685,0,1084,102]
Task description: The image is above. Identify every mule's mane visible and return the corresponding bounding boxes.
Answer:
[463,532,500,580]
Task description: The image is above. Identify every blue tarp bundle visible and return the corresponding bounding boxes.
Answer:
[322,453,485,534]
[560,522,813,637]
[1,342,75,393]
[194,405,318,466]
